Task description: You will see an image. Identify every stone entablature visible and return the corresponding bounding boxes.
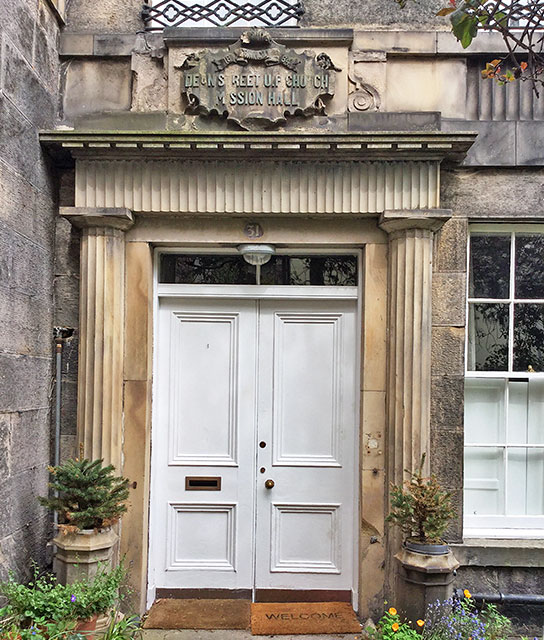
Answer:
[41,131,475,214]
[41,131,475,159]
[72,160,440,213]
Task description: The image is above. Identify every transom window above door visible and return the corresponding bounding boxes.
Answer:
[159,254,358,286]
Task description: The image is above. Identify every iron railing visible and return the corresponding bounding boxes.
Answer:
[141,0,305,30]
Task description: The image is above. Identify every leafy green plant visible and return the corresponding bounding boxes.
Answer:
[367,593,513,640]
[0,563,125,627]
[366,606,423,640]
[479,602,512,640]
[386,454,454,544]
[38,458,130,531]
[101,614,142,640]
[0,618,82,640]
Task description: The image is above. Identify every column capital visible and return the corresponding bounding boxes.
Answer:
[378,209,452,235]
[60,207,134,231]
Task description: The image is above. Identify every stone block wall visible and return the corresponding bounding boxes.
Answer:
[0,0,61,581]
[63,0,449,33]
[430,214,467,543]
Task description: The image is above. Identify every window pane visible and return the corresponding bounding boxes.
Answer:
[507,380,529,445]
[464,447,505,515]
[260,255,357,286]
[469,234,510,299]
[159,255,255,284]
[528,379,544,444]
[513,303,544,372]
[506,380,544,445]
[515,235,544,298]
[467,303,509,371]
[465,378,505,444]
[507,448,544,515]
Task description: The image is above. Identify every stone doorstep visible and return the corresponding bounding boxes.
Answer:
[142,631,360,640]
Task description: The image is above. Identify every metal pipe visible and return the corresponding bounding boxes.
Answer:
[54,341,62,470]
[455,589,544,605]
[51,327,74,526]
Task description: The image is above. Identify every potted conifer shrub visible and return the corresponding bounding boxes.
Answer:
[386,453,454,552]
[386,454,459,622]
[38,458,130,585]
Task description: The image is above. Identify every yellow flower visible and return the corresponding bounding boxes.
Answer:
[417,620,425,627]
[392,623,400,632]
[388,607,397,616]
[463,589,472,599]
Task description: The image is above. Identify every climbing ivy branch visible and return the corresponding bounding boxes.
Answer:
[396,0,544,93]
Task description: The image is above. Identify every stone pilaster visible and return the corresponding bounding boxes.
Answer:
[60,207,134,470]
[379,209,452,613]
[379,210,451,487]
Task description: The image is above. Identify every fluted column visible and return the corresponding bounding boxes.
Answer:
[378,210,451,487]
[61,207,134,470]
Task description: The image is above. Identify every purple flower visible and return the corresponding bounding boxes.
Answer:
[71,594,77,602]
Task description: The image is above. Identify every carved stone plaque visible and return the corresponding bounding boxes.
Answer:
[177,29,340,130]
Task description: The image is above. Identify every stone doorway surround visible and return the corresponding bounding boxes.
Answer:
[41,130,475,616]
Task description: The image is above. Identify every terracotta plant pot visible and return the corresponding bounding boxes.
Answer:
[75,613,99,640]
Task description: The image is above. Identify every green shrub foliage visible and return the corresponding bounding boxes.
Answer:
[0,563,125,626]
[38,458,130,531]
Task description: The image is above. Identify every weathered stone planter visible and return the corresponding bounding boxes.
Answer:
[395,544,460,622]
[53,528,118,584]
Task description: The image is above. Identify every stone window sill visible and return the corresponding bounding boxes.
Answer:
[452,538,544,568]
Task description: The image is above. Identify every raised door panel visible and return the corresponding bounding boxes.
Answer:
[169,311,239,466]
[272,312,342,467]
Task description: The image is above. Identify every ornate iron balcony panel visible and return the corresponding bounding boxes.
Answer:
[141,0,305,30]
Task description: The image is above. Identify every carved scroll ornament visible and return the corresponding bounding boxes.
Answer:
[348,51,381,113]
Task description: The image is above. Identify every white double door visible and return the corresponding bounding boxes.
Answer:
[150,295,357,596]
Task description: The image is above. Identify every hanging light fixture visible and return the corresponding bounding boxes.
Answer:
[237,244,276,266]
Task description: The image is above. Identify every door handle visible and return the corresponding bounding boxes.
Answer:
[264,479,275,489]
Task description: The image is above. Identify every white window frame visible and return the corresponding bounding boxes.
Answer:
[464,224,544,538]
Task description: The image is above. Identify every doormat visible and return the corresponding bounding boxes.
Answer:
[251,601,361,635]
[143,598,251,630]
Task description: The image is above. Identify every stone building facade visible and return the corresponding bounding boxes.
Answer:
[2,0,544,632]
[0,0,63,581]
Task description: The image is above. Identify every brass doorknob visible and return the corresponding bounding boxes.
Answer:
[264,479,275,489]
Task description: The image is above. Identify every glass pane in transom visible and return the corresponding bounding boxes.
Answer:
[160,254,255,284]
[260,255,357,286]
